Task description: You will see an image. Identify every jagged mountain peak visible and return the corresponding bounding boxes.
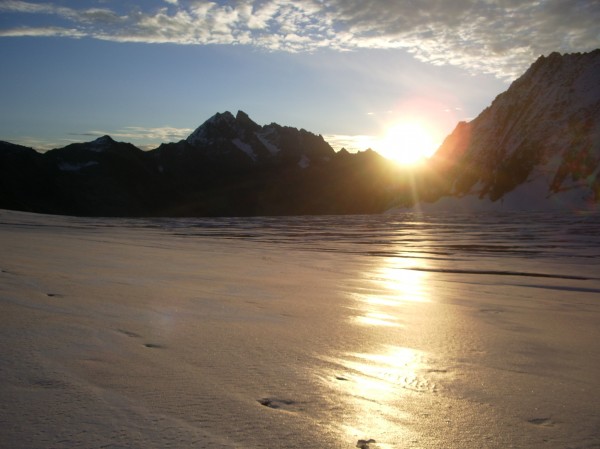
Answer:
[45,134,120,154]
[187,111,233,145]
[186,110,260,146]
[207,110,235,125]
[235,110,261,133]
[89,135,116,149]
[176,110,335,168]
[93,134,114,143]
[234,109,254,123]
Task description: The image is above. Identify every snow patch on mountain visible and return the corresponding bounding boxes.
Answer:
[88,136,115,152]
[298,154,310,169]
[186,111,237,146]
[255,128,281,155]
[232,138,257,161]
[58,161,99,171]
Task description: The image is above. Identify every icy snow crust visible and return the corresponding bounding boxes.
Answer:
[1,210,599,449]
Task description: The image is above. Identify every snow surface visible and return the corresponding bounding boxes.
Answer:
[1,209,599,449]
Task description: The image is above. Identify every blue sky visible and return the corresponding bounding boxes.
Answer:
[0,0,598,157]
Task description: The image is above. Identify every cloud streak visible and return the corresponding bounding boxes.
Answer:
[15,126,195,152]
[324,134,379,153]
[1,0,598,78]
[73,126,194,150]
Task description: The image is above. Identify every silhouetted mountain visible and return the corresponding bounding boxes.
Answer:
[0,113,402,216]
[42,136,168,216]
[150,110,336,192]
[0,141,55,213]
[414,49,600,211]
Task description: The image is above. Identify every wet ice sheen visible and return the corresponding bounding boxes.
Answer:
[0,209,599,448]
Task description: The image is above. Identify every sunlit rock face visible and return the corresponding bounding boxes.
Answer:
[427,50,600,208]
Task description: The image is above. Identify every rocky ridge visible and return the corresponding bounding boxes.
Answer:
[421,49,600,210]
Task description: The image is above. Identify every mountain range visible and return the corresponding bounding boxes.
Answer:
[0,111,402,216]
[1,49,599,217]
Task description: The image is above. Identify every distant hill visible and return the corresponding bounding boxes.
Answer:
[0,111,403,216]
[412,49,600,212]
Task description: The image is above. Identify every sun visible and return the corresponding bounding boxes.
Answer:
[378,121,438,166]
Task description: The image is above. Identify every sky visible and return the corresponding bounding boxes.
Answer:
[0,0,598,161]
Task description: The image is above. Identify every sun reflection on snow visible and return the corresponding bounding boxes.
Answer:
[338,347,427,398]
[320,255,436,446]
[374,260,430,303]
[323,345,431,448]
[352,257,430,327]
[355,311,400,327]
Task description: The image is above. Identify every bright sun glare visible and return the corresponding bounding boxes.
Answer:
[378,121,438,166]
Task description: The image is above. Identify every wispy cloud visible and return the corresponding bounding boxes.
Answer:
[111,126,194,145]
[73,126,194,149]
[0,0,55,14]
[1,0,598,78]
[0,26,85,38]
[324,134,378,153]
[9,126,194,152]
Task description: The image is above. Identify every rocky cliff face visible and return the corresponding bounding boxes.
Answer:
[425,50,600,210]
